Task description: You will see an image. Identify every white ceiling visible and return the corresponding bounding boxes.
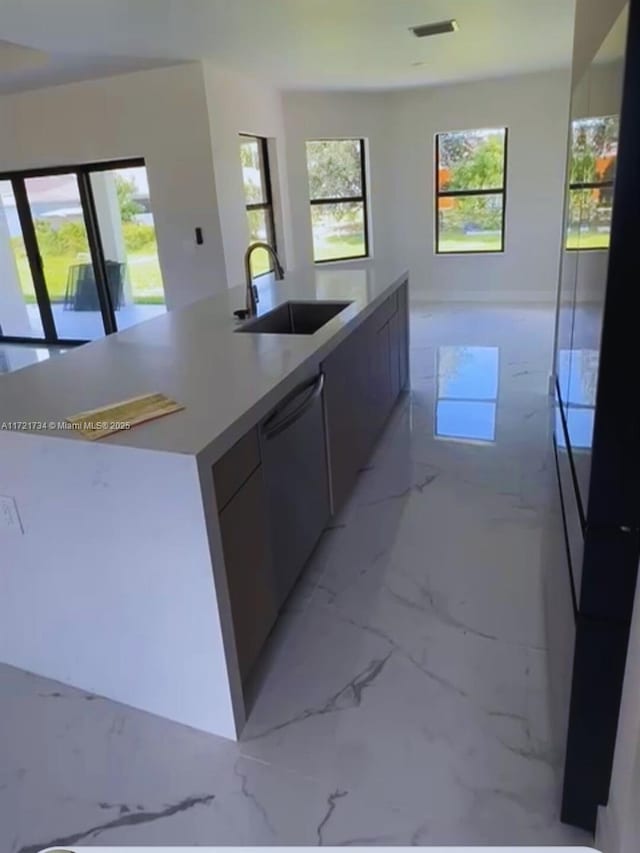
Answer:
[0,45,174,94]
[0,0,576,93]
[597,5,629,63]
[0,40,48,74]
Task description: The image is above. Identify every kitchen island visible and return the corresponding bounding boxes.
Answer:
[0,262,409,740]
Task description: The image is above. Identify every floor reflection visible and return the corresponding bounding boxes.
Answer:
[555,405,595,451]
[435,345,499,443]
[0,344,68,375]
[556,348,598,450]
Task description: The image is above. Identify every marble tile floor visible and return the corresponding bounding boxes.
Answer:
[25,302,166,341]
[0,301,593,850]
[0,344,68,375]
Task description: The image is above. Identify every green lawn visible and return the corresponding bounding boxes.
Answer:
[314,230,503,259]
[249,245,272,278]
[15,249,165,305]
[313,232,366,262]
[566,230,610,250]
[312,227,507,259]
[123,255,164,301]
[437,231,502,253]
[437,229,611,253]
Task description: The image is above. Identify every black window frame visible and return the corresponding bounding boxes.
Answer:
[434,127,508,255]
[306,137,369,264]
[566,115,617,252]
[239,133,277,276]
[0,156,150,347]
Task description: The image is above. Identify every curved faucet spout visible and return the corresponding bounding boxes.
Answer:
[244,242,285,316]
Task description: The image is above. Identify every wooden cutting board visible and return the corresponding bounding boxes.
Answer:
[66,392,184,440]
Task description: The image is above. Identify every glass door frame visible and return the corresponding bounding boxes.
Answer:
[239,133,278,275]
[0,157,146,346]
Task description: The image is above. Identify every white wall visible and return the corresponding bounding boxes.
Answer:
[389,70,571,302]
[282,90,396,269]
[0,63,575,315]
[572,0,627,86]
[203,65,294,288]
[0,63,228,310]
[597,568,640,853]
[282,72,570,302]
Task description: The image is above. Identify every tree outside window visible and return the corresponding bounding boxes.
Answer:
[435,128,507,254]
[566,116,618,250]
[305,139,369,262]
[239,135,277,277]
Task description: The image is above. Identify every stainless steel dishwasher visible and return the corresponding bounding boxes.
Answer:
[260,371,330,609]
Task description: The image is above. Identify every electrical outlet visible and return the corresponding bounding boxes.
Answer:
[0,495,23,534]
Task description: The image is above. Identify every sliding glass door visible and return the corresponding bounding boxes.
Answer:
[0,180,45,339]
[89,165,165,331]
[0,159,165,345]
[24,173,107,341]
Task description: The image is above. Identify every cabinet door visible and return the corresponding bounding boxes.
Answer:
[323,324,370,511]
[398,282,409,391]
[213,428,260,511]
[389,283,410,398]
[323,288,408,512]
[260,381,331,609]
[389,312,402,402]
[371,319,394,431]
[218,466,277,681]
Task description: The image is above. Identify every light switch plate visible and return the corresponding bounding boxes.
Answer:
[0,495,24,534]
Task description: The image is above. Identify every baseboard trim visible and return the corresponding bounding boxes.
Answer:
[597,802,621,853]
[416,289,558,303]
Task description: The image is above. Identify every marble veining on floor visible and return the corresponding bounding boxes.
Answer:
[0,302,592,849]
[0,344,68,375]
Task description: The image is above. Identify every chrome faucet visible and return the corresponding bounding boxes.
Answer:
[244,242,285,316]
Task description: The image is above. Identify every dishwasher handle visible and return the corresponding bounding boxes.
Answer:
[262,373,325,440]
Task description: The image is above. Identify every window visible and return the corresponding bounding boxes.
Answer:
[0,159,165,345]
[88,164,165,331]
[239,135,277,277]
[435,128,507,254]
[0,180,45,339]
[305,138,369,262]
[566,116,618,250]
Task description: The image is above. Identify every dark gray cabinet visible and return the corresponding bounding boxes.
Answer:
[212,280,409,680]
[322,321,370,510]
[371,319,394,434]
[396,281,410,392]
[212,428,261,511]
[213,430,277,682]
[323,281,409,512]
[260,372,331,609]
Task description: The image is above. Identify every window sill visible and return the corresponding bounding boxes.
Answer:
[435,250,505,257]
[313,255,371,266]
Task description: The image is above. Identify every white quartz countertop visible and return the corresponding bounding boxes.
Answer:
[0,262,408,458]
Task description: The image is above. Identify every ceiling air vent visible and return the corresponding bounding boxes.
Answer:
[410,19,459,38]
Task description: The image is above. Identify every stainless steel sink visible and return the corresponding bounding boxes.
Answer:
[235,300,352,335]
